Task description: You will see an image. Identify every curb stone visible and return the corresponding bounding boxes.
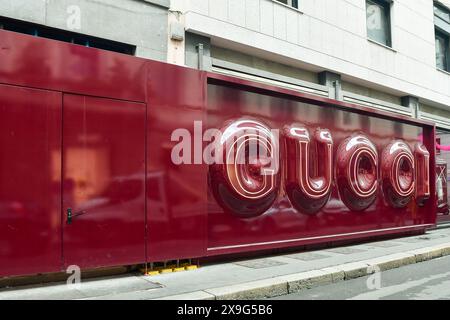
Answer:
[339,262,371,279]
[365,252,416,271]
[280,270,333,293]
[154,291,216,300]
[154,242,450,300]
[204,277,288,300]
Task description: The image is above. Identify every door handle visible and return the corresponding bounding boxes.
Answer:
[67,208,73,225]
[66,208,87,225]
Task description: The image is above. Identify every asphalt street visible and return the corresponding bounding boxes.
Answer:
[271,255,450,300]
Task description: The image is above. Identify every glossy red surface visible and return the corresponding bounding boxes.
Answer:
[284,125,333,214]
[62,95,146,269]
[206,76,436,255]
[335,134,378,211]
[0,84,61,277]
[146,62,207,262]
[209,119,281,218]
[0,30,146,102]
[0,30,437,277]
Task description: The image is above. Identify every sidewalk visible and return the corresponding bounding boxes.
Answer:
[1,227,450,300]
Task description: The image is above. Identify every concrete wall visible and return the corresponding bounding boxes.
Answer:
[0,0,169,61]
[173,0,450,113]
[342,81,402,106]
[211,46,318,84]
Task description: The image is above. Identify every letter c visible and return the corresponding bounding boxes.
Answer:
[381,140,415,208]
[336,135,378,211]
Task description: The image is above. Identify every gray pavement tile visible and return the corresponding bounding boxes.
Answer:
[366,241,402,248]
[285,252,330,261]
[234,258,287,269]
[0,274,161,300]
[75,275,161,297]
[396,237,433,243]
[326,247,366,254]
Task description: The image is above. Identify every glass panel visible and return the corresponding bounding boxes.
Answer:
[366,0,390,46]
[436,32,449,70]
[275,0,298,8]
[435,4,450,24]
[276,0,289,5]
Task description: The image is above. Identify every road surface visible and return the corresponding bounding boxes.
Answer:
[271,255,450,300]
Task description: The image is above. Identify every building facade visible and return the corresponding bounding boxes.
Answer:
[1,0,450,218]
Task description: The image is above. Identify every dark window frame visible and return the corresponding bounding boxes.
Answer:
[434,2,450,72]
[365,0,393,48]
[274,0,299,10]
[0,16,136,56]
[436,29,450,72]
[435,2,450,24]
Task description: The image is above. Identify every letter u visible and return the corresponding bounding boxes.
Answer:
[284,125,333,214]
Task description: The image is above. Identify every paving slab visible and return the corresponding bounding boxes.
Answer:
[285,252,330,261]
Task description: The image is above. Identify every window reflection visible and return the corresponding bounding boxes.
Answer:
[366,0,391,47]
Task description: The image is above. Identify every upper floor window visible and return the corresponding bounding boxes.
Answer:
[0,16,136,56]
[366,0,392,47]
[434,2,450,72]
[435,3,450,24]
[436,31,449,71]
[274,0,299,9]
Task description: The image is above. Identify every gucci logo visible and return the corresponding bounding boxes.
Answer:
[209,119,430,217]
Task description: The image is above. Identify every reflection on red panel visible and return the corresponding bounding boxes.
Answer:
[210,119,281,218]
[284,125,334,214]
[146,62,207,262]
[0,85,61,277]
[336,134,378,212]
[62,95,146,269]
[0,30,146,102]
[206,82,436,255]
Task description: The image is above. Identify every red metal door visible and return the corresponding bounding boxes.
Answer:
[62,94,146,269]
[0,84,62,277]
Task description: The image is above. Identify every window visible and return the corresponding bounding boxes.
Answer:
[434,3,450,72]
[436,31,449,71]
[274,0,299,9]
[366,0,392,47]
[0,16,136,55]
[435,3,450,24]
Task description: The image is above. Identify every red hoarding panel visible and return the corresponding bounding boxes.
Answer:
[62,94,146,269]
[146,61,208,262]
[206,77,436,255]
[0,30,146,103]
[0,84,62,277]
